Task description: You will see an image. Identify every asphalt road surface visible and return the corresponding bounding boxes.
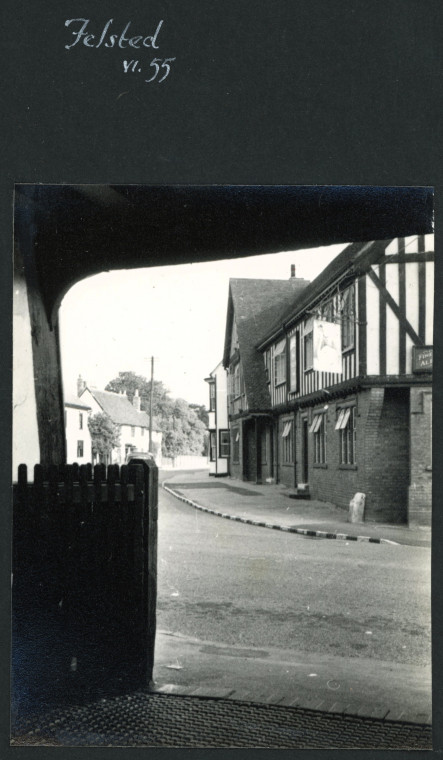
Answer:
[157,483,431,669]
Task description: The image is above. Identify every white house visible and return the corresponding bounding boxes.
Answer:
[76,376,162,466]
[205,361,229,476]
[64,393,93,464]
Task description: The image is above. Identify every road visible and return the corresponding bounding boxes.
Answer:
[156,482,431,669]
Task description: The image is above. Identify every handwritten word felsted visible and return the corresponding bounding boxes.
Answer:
[64,18,164,50]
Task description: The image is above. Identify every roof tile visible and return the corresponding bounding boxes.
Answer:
[64,394,91,410]
[87,389,152,428]
[226,278,309,408]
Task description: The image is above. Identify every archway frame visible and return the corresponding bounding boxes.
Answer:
[14,184,433,466]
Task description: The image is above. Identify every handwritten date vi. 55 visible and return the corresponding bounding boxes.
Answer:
[123,57,176,83]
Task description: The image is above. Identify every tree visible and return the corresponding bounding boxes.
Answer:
[161,402,208,457]
[88,412,120,465]
[105,371,171,417]
[189,403,209,427]
[189,404,209,455]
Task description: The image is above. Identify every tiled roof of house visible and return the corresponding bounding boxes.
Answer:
[85,388,152,428]
[64,393,91,410]
[224,277,309,408]
[257,240,384,348]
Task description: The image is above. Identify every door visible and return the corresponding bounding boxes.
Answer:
[243,420,257,482]
[302,418,309,483]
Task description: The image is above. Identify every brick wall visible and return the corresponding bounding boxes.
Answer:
[306,400,361,512]
[296,387,410,523]
[232,384,427,525]
[361,388,410,523]
[279,463,295,488]
[408,388,432,526]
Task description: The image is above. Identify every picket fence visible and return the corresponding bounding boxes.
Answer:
[12,460,158,718]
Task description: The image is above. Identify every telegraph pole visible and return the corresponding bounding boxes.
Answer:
[149,355,154,452]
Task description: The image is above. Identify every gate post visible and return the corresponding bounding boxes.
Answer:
[129,459,158,686]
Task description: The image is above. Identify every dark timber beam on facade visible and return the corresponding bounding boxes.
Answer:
[229,411,273,422]
[281,379,362,410]
[367,267,424,347]
[277,374,432,412]
[360,375,432,388]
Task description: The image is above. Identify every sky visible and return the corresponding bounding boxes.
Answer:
[59,244,347,406]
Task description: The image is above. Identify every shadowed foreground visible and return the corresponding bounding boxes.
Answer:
[11,691,431,749]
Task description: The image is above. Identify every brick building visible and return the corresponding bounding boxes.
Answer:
[222,273,309,482]
[222,237,433,526]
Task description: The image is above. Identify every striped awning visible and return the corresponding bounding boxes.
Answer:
[335,408,351,430]
[309,414,323,433]
[282,421,292,437]
[274,339,286,356]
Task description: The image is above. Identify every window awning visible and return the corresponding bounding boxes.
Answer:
[274,339,286,356]
[304,316,314,333]
[335,408,351,430]
[282,421,292,437]
[309,414,323,433]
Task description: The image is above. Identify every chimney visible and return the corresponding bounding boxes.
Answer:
[133,389,141,411]
[290,264,296,279]
[77,374,86,397]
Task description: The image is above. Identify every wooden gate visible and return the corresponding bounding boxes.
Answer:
[12,460,158,719]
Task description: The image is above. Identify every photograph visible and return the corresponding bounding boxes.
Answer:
[11,184,433,748]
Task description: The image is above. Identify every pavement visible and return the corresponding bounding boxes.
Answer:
[162,469,431,547]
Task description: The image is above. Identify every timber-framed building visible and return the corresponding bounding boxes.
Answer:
[221,237,433,526]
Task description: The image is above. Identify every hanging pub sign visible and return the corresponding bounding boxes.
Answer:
[412,346,433,373]
[313,320,342,374]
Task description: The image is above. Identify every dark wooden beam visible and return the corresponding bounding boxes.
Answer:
[379,264,387,375]
[15,184,433,325]
[398,259,406,374]
[368,266,423,347]
[358,275,367,376]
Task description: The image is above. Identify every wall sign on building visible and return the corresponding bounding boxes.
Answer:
[412,346,433,374]
[313,320,342,374]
